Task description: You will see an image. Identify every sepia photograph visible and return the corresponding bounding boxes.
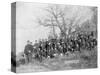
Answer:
[11,2,97,73]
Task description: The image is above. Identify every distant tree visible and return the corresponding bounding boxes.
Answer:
[91,7,97,25]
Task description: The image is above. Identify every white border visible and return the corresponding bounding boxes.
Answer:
[0,0,99,75]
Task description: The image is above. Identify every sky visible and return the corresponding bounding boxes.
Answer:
[16,2,94,54]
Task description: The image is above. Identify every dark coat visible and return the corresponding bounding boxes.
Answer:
[24,44,33,55]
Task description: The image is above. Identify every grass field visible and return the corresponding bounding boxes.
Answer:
[16,47,97,73]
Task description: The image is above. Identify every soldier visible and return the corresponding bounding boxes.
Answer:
[24,40,33,63]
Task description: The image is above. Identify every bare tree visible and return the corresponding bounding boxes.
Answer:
[37,5,70,39]
[36,5,91,39]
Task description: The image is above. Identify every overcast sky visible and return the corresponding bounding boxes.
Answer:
[16,2,94,54]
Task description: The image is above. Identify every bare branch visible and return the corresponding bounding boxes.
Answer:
[37,17,58,27]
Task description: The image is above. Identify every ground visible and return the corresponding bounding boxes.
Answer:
[16,48,97,73]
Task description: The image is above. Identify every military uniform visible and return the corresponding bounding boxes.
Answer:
[24,44,33,63]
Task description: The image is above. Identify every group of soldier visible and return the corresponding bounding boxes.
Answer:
[24,31,97,63]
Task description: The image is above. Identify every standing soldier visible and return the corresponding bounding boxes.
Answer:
[24,40,33,63]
